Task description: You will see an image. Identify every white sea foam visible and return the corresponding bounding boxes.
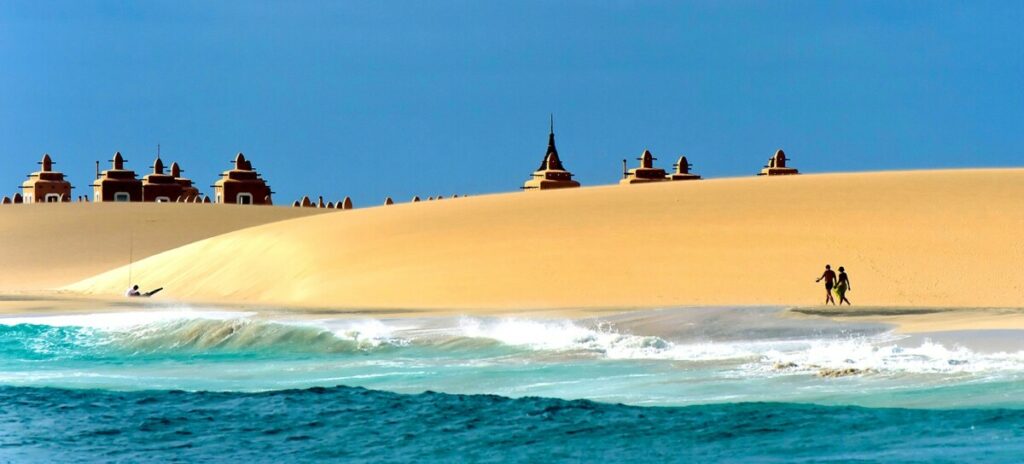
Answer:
[456,317,774,361]
[321,318,411,348]
[753,337,1024,375]
[7,310,1024,377]
[453,317,1024,375]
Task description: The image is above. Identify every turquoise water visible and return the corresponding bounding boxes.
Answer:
[5,386,1024,463]
[2,307,1024,461]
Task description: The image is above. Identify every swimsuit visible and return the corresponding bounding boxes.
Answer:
[822,271,836,292]
[836,274,848,298]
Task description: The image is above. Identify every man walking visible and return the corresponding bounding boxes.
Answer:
[815,265,837,305]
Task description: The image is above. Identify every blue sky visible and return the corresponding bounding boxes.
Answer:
[1,1,1022,204]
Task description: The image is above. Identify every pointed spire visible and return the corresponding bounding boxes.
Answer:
[112,152,124,170]
[547,114,557,154]
[153,156,164,174]
[170,162,181,178]
[538,114,566,171]
[41,154,53,172]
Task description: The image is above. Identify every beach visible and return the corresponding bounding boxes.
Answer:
[0,168,1019,334]
[2,170,1023,459]
[2,166,1024,458]
[42,168,1023,312]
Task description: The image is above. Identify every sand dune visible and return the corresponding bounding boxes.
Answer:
[67,169,1024,310]
[0,203,325,290]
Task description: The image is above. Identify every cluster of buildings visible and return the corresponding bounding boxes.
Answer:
[288,193,470,209]
[2,152,273,205]
[3,121,801,206]
[521,122,799,191]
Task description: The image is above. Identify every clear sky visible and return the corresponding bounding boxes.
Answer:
[1,1,1022,204]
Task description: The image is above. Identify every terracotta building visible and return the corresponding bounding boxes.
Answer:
[522,119,580,191]
[141,156,183,202]
[92,152,142,202]
[668,156,701,181]
[170,162,201,202]
[620,150,668,185]
[212,153,273,205]
[21,154,72,203]
[758,149,799,176]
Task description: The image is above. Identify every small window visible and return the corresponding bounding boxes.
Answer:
[236,193,253,205]
[114,192,131,202]
[155,197,171,203]
[45,194,61,203]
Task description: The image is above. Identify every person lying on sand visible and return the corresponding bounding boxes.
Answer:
[835,267,851,305]
[125,285,163,298]
[815,265,837,305]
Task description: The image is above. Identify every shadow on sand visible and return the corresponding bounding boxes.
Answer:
[790,307,948,318]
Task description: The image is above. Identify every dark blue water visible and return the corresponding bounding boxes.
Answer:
[2,385,1023,463]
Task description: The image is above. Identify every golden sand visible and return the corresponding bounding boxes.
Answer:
[0,202,325,291]
[62,169,1024,311]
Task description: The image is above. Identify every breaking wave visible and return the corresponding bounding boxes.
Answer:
[0,311,407,359]
[4,311,1024,377]
[453,317,1024,375]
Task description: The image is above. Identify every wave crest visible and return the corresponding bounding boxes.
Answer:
[111,318,405,354]
[0,315,407,358]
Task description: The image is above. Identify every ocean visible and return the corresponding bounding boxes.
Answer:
[1,307,1023,462]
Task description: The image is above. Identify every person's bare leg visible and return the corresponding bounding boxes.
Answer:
[825,289,835,305]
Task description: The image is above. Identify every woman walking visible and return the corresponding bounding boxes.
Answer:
[835,266,852,305]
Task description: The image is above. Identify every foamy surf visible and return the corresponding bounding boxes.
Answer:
[2,307,1024,408]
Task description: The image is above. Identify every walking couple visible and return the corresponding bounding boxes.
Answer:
[815,264,851,305]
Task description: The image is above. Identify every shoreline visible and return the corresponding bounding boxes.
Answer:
[5,292,1024,336]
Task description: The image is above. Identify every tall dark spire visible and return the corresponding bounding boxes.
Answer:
[539,114,565,171]
[547,113,557,156]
